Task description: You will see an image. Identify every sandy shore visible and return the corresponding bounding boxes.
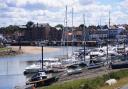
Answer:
[10,46,60,54]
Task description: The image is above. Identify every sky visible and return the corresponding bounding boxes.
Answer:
[0,0,128,27]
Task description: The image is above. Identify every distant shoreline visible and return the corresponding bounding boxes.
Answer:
[10,46,60,54]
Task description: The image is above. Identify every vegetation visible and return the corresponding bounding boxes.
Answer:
[0,25,20,34]
[101,77,128,89]
[26,21,34,28]
[39,69,128,89]
[0,47,11,51]
[55,24,64,30]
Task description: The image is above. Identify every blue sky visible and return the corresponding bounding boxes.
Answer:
[0,0,128,27]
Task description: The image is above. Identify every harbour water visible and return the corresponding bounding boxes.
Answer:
[0,46,80,89]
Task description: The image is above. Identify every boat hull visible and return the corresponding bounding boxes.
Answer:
[87,63,103,69]
[26,76,58,87]
[111,62,128,69]
[24,69,40,75]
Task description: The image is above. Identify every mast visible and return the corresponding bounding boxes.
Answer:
[107,11,110,64]
[109,11,111,28]
[42,45,43,70]
[65,5,68,58]
[83,14,86,62]
[71,8,74,53]
[100,16,102,47]
[124,31,126,60]
[39,22,43,70]
[62,16,65,55]
[72,8,74,30]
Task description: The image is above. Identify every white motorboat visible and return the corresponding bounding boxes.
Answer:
[66,65,82,75]
[67,68,82,75]
[45,62,62,68]
[44,58,59,62]
[62,58,81,67]
[44,58,63,68]
[24,64,41,74]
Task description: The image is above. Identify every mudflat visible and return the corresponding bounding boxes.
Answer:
[10,46,60,54]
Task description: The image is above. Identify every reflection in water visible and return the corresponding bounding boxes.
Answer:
[0,60,28,89]
[0,46,80,89]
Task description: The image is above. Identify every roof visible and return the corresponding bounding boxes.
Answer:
[18,25,27,29]
[34,23,49,27]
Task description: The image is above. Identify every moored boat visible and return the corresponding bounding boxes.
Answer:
[111,61,128,69]
[24,64,41,74]
[26,71,58,87]
[66,64,82,75]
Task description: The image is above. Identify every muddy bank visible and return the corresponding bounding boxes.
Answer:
[10,46,60,54]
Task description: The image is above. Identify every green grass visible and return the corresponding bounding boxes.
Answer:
[101,77,128,89]
[38,69,128,89]
[0,47,10,51]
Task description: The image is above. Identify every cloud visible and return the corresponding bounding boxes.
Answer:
[120,0,128,9]
[79,0,95,5]
[22,3,46,10]
[111,11,128,24]
[0,0,127,27]
[0,2,7,9]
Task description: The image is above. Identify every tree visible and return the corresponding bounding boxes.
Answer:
[79,24,87,29]
[5,25,19,34]
[26,21,34,41]
[26,21,34,28]
[55,24,64,30]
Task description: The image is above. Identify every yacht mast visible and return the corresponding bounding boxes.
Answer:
[42,45,43,70]
[65,5,68,58]
[83,14,86,62]
[71,8,74,53]
[109,11,111,28]
[107,11,110,64]
[61,16,65,55]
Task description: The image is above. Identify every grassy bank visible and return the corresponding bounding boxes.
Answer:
[0,47,10,51]
[101,77,128,89]
[39,69,128,89]
[0,47,21,56]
